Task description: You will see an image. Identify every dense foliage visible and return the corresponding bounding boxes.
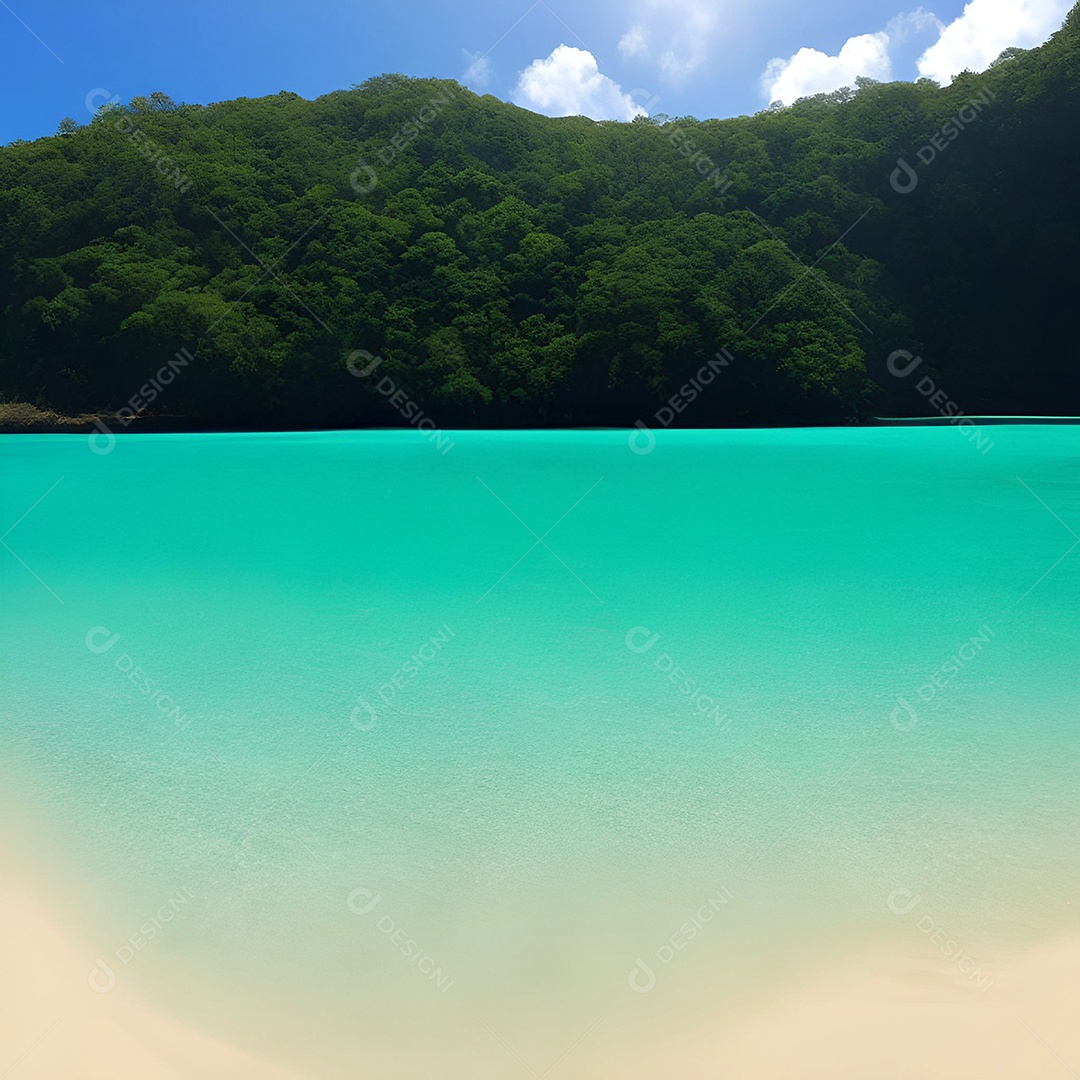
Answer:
[2,5,1078,428]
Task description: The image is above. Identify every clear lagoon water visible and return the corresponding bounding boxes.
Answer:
[2,427,1078,1075]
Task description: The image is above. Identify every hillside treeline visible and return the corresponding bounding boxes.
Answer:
[1,4,1078,427]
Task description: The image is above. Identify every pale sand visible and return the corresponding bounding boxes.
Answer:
[3,875,1078,1078]
[598,937,1080,1080]
[0,883,302,1080]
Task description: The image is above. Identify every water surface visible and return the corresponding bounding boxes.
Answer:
[2,427,1078,1075]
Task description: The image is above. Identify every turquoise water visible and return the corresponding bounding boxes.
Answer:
[2,427,1079,1074]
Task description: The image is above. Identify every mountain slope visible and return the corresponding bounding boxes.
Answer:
[1,5,1078,428]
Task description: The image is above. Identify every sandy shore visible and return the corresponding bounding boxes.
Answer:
[605,936,1080,1079]
[2,875,1078,1078]
[0,883,302,1079]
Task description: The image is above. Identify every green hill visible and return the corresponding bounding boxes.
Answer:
[2,4,1078,429]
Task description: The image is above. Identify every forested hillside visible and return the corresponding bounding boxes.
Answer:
[1,3,1078,429]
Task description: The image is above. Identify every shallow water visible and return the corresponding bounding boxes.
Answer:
[2,426,1078,1076]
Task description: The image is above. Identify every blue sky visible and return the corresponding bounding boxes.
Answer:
[1,0,1073,142]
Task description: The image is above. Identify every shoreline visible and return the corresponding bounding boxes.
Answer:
[2,864,1078,1078]
[2,401,1079,436]
[0,880,304,1080]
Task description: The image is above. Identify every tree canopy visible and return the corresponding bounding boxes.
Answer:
[2,4,1078,428]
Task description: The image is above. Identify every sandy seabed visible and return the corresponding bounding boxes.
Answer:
[2,874,1078,1079]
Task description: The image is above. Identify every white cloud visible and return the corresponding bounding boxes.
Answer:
[616,0,720,80]
[917,0,1072,83]
[618,26,649,59]
[462,50,493,89]
[887,7,945,43]
[759,7,943,104]
[762,31,893,104]
[511,45,648,121]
